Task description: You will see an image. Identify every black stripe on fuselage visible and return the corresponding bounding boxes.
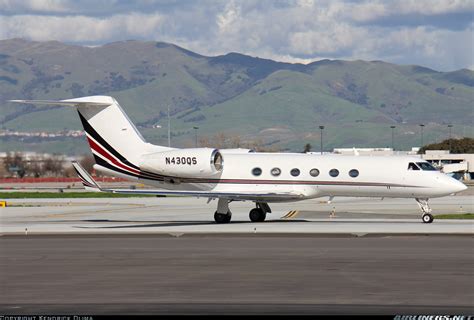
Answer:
[93,155,152,181]
[78,111,140,170]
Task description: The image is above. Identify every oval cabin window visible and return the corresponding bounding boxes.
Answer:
[290,168,300,177]
[252,167,262,176]
[349,169,359,178]
[329,169,339,177]
[271,167,281,176]
[310,168,320,177]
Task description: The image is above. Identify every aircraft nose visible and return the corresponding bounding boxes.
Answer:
[447,178,468,194]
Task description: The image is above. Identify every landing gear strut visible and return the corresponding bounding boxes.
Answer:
[214,198,232,224]
[416,198,433,223]
[249,202,271,222]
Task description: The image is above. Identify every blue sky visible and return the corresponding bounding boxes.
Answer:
[0,0,472,71]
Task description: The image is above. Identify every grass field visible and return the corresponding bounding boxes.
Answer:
[434,213,474,219]
[0,192,156,199]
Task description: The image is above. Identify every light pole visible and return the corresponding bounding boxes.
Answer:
[319,125,325,155]
[419,124,425,147]
[448,124,453,152]
[167,105,171,147]
[193,126,199,148]
[152,124,162,145]
[390,125,396,151]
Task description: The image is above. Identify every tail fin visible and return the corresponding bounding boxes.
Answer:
[71,161,101,191]
[10,96,172,179]
[72,96,151,167]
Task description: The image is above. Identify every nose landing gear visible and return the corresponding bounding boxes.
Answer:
[214,198,232,224]
[214,211,232,223]
[416,198,433,223]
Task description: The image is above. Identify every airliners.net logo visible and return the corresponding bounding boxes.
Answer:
[395,316,473,320]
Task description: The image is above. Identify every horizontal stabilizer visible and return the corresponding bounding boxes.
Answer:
[9,99,111,107]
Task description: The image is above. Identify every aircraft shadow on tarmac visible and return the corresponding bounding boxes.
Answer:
[74,219,307,229]
[69,217,419,229]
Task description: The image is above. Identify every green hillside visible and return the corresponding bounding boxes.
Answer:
[0,39,472,154]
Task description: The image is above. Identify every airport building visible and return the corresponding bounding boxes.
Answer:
[332,148,473,180]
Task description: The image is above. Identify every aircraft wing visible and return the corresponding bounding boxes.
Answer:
[72,161,303,201]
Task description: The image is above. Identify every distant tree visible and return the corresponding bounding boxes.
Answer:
[229,135,242,148]
[214,132,227,148]
[196,133,280,152]
[303,143,312,153]
[418,137,474,154]
[0,159,8,177]
[26,155,44,178]
[246,138,280,152]
[79,154,96,174]
[63,164,77,178]
[198,136,211,148]
[3,152,26,178]
[43,155,65,176]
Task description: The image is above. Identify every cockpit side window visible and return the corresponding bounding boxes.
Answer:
[416,162,437,171]
[408,162,420,170]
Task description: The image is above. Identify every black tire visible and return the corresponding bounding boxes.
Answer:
[422,213,434,223]
[249,208,266,222]
[214,211,231,224]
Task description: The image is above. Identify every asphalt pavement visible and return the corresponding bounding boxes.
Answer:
[1,235,473,314]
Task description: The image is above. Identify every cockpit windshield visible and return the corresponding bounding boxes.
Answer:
[408,162,420,170]
[416,162,437,171]
[408,162,437,171]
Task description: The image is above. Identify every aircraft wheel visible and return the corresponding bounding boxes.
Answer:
[214,211,231,224]
[422,213,434,223]
[249,208,266,222]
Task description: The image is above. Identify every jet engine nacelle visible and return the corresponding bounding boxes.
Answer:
[139,148,224,178]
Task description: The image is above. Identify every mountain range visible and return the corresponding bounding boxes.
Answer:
[0,38,473,154]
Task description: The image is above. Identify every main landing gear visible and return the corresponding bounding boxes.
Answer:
[213,199,271,223]
[416,198,434,223]
[249,202,271,222]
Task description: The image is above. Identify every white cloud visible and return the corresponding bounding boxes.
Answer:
[349,1,389,22]
[216,1,240,34]
[289,24,368,54]
[336,0,474,23]
[0,0,72,13]
[350,24,474,71]
[0,13,164,42]
[0,0,472,71]
[395,0,474,16]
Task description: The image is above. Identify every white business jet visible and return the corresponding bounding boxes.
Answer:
[11,96,467,224]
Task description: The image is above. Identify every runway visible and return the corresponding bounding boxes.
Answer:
[1,196,473,235]
[1,196,472,314]
[1,235,472,314]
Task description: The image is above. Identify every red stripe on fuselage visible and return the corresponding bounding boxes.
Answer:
[87,137,141,175]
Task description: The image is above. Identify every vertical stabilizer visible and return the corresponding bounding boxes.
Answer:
[9,95,173,178]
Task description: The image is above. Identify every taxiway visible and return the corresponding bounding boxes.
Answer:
[1,196,472,235]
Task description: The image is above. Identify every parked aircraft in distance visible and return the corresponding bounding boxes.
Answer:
[11,96,467,223]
